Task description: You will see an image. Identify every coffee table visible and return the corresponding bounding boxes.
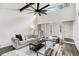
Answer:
[29,40,46,52]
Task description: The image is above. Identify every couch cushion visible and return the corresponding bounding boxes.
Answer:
[19,40,27,45]
[26,38,36,42]
[19,38,37,45]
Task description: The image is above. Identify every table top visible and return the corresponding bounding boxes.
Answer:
[29,39,46,46]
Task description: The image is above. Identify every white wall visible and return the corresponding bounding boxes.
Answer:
[37,4,74,39]
[0,8,37,47]
[73,4,79,51]
[62,21,73,39]
[37,4,75,24]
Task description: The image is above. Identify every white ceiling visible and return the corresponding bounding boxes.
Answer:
[0,3,74,24]
[0,3,56,11]
[0,3,26,9]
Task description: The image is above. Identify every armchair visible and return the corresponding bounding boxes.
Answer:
[11,37,28,49]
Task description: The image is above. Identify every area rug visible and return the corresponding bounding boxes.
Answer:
[1,41,52,56]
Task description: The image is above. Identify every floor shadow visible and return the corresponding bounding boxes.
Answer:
[0,45,15,55]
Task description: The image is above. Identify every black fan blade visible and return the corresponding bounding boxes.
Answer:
[38,12,41,16]
[37,3,40,10]
[20,3,34,11]
[29,5,36,10]
[34,12,37,15]
[40,4,50,10]
[20,5,28,11]
[26,3,36,10]
[41,10,47,12]
[41,12,47,15]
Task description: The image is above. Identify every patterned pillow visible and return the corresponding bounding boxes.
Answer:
[44,48,53,56]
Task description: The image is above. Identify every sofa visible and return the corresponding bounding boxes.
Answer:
[11,35,38,49]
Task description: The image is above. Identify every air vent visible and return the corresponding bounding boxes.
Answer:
[58,3,70,9]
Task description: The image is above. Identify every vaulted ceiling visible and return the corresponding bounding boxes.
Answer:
[0,3,75,24]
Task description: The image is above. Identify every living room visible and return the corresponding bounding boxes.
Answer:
[0,3,79,56]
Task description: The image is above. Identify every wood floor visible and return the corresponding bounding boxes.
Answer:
[62,38,79,56]
[62,43,79,56]
[0,38,79,56]
[0,45,15,55]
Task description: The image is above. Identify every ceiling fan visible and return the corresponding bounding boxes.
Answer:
[19,3,50,16]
